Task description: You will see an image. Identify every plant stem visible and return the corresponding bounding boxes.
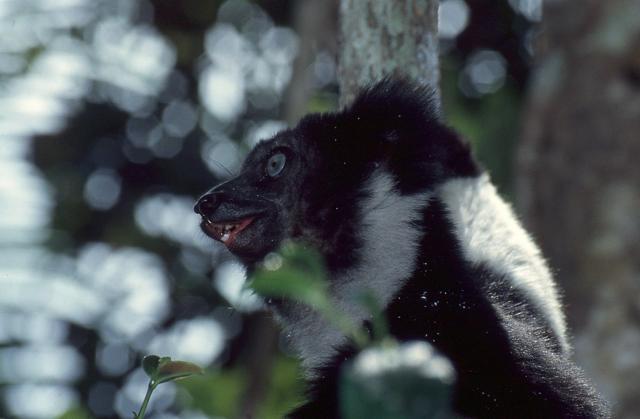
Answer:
[135,381,156,419]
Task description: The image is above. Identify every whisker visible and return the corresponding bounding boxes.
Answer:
[210,159,235,177]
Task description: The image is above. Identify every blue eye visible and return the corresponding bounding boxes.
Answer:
[266,152,286,177]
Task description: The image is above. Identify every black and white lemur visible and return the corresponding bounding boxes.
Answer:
[194,79,609,418]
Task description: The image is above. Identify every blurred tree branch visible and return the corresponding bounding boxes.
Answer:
[284,0,339,124]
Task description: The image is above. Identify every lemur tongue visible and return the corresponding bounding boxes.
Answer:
[207,217,254,247]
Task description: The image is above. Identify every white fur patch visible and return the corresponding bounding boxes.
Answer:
[283,171,431,372]
[437,174,569,352]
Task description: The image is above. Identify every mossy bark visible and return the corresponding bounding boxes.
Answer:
[338,0,440,106]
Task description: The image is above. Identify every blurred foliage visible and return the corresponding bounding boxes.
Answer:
[178,369,246,418]
[58,407,94,419]
[306,91,340,114]
[177,356,303,419]
[442,57,522,196]
[251,241,369,346]
[250,243,330,310]
[340,342,455,419]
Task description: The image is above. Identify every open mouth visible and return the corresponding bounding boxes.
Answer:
[203,217,255,247]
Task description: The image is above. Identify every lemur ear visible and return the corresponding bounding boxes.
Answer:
[347,77,439,146]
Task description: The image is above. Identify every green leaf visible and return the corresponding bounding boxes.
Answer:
[254,355,306,419]
[354,290,388,342]
[279,241,326,277]
[142,355,160,378]
[177,368,246,417]
[248,241,370,347]
[250,267,329,309]
[56,406,93,419]
[156,360,204,383]
[248,242,331,309]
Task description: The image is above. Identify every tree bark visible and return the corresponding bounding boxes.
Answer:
[338,0,440,106]
[516,1,640,417]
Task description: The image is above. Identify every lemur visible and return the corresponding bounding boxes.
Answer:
[194,79,609,418]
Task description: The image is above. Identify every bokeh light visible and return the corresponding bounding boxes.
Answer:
[438,0,470,39]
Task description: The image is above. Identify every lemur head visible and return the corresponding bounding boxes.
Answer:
[195,79,478,271]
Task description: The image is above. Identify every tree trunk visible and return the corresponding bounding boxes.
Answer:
[516,1,640,417]
[338,0,440,106]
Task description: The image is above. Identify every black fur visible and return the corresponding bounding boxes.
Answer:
[287,199,608,419]
[195,79,610,418]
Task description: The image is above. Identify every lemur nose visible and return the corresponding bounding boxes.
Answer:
[194,193,222,217]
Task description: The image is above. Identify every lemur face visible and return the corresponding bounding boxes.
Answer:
[195,80,478,270]
[194,114,381,269]
[194,130,310,265]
